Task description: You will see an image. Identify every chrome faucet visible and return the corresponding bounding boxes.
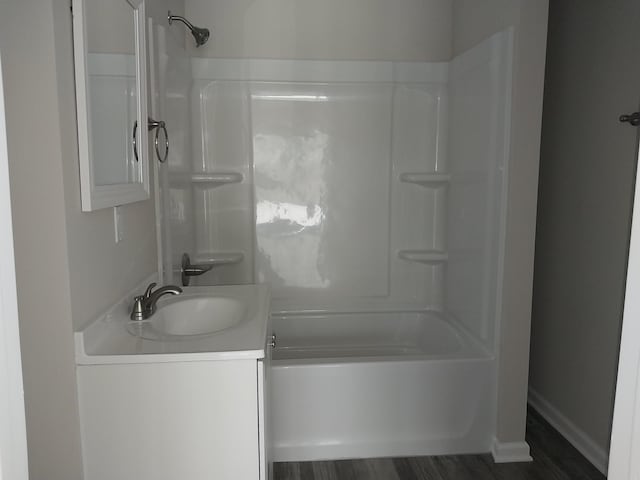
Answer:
[130,282,183,321]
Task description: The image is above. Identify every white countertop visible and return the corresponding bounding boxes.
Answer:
[75,284,271,365]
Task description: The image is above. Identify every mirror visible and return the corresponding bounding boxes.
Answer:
[73,0,149,211]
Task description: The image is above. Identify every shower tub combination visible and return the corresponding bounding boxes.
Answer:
[270,311,494,461]
[157,25,513,462]
[262,31,511,461]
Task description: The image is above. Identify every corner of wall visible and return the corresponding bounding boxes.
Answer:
[1,1,85,478]
[494,0,549,445]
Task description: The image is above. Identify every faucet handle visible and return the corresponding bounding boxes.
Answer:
[143,282,157,299]
[130,295,146,321]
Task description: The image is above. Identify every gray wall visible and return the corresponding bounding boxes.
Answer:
[0,0,159,477]
[185,0,453,61]
[452,0,520,55]
[0,2,83,478]
[453,0,549,448]
[530,0,640,458]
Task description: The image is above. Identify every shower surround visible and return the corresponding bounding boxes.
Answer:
[159,29,513,460]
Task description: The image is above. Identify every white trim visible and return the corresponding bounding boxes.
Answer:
[491,438,532,463]
[0,51,29,480]
[528,388,608,474]
[147,17,164,282]
[608,117,640,480]
[275,437,492,463]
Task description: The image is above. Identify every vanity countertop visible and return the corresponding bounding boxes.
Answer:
[75,284,270,365]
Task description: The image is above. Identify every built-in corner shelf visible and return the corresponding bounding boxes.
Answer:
[191,172,243,186]
[398,250,448,265]
[193,252,244,266]
[399,172,450,187]
[169,171,244,188]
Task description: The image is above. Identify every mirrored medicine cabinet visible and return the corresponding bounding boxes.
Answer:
[72,0,149,211]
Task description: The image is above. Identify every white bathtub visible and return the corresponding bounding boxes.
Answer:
[271,311,495,461]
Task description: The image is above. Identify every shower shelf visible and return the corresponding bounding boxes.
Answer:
[398,250,448,264]
[191,172,243,186]
[193,252,244,266]
[169,172,243,187]
[399,172,450,187]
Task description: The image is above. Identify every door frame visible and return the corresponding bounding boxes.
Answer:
[608,139,640,479]
[0,49,29,480]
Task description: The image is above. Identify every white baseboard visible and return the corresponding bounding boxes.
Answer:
[528,388,608,475]
[274,436,492,462]
[491,438,532,463]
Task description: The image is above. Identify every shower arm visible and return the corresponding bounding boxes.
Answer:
[167,11,210,47]
[167,13,196,32]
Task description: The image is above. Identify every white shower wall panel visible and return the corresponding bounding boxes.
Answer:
[165,186,195,276]
[391,186,446,306]
[188,59,452,311]
[152,24,196,283]
[446,30,513,347]
[392,84,448,173]
[391,83,448,307]
[252,82,392,300]
[157,29,192,173]
[190,80,255,284]
[194,80,253,174]
[193,185,255,284]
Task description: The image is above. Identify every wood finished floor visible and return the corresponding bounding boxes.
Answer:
[273,408,605,480]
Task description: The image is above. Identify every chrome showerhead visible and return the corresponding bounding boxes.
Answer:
[167,11,210,47]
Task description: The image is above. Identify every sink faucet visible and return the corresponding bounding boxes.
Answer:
[130,282,183,321]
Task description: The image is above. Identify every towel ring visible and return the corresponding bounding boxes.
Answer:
[132,117,169,163]
[154,122,169,163]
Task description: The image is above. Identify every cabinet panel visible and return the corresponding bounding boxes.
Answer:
[258,319,273,479]
[78,361,259,480]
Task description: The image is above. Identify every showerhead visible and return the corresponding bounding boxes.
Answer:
[167,11,210,47]
[190,26,210,47]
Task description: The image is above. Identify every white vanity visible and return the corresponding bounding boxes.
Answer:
[74,284,272,480]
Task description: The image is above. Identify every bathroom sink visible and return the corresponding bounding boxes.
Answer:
[127,294,247,340]
[153,296,246,336]
[76,284,270,362]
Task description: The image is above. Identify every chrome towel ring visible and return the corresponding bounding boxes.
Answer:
[132,117,169,163]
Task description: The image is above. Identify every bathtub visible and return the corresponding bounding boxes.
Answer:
[270,311,495,461]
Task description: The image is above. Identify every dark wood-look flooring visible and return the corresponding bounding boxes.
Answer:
[274,408,606,480]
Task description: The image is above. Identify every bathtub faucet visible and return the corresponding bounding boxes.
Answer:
[130,282,183,320]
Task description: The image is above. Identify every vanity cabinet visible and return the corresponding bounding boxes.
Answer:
[75,284,271,480]
[77,353,270,480]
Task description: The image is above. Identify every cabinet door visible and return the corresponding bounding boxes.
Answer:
[78,361,260,480]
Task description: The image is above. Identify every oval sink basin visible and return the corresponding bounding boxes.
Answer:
[127,295,246,340]
[125,292,251,342]
[151,296,246,337]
